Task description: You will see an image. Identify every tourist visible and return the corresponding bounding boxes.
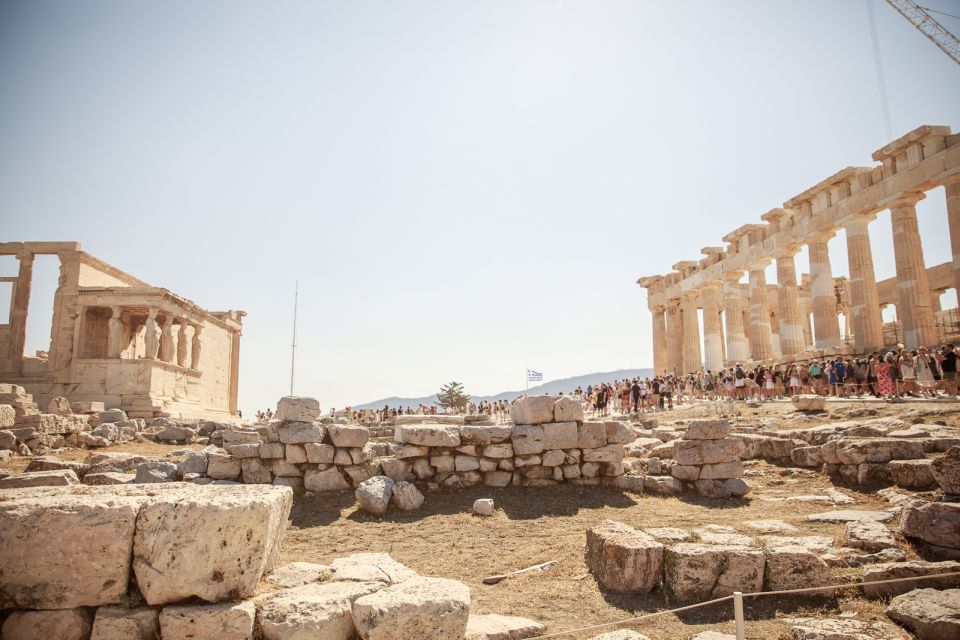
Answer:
[898,349,917,397]
[877,353,898,400]
[915,346,939,397]
[938,344,957,396]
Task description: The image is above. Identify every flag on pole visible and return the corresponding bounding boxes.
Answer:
[527,369,543,382]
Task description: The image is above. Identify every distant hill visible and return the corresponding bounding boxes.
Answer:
[354,368,654,410]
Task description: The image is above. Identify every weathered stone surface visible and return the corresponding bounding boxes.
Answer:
[682,419,731,440]
[268,562,333,588]
[858,462,893,487]
[671,464,700,481]
[206,451,242,480]
[674,439,739,466]
[863,560,960,598]
[785,617,910,640]
[483,443,514,459]
[24,455,89,475]
[0,428,15,449]
[698,461,743,480]
[464,613,545,640]
[791,446,824,468]
[821,438,926,465]
[225,443,262,458]
[278,421,325,444]
[605,421,636,445]
[179,451,209,476]
[0,468,80,488]
[846,520,897,552]
[0,405,16,429]
[900,500,960,550]
[1,609,93,640]
[585,631,650,640]
[456,455,481,472]
[259,581,383,640]
[459,424,513,445]
[543,421,579,450]
[90,605,159,640]
[645,527,693,543]
[886,588,960,640]
[510,396,556,425]
[644,475,683,496]
[159,600,256,640]
[135,461,178,483]
[133,485,293,605]
[554,395,584,422]
[396,424,461,447]
[474,498,495,517]
[931,445,960,494]
[330,553,418,585]
[512,424,546,455]
[585,520,663,594]
[241,457,273,484]
[791,394,826,411]
[391,480,424,510]
[582,444,625,463]
[83,471,133,485]
[578,421,608,448]
[329,424,369,448]
[356,476,394,516]
[665,543,764,602]
[100,408,128,423]
[888,458,937,490]
[806,509,895,523]
[276,396,321,422]
[763,545,830,593]
[695,478,751,498]
[351,576,471,640]
[155,424,197,442]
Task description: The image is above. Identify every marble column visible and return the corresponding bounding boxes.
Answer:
[722,276,750,365]
[945,175,960,296]
[844,216,885,352]
[931,290,944,314]
[651,306,667,375]
[7,252,34,373]
[891,193,937,348]
[176,321,189,367]
[808,234,841,348]
[775,251,805,357]
[665,299,683,375]
[190,324,203,369]
[107,306,123,358]
[700,284,725,371]
[145,309,160,359]
[748,265,774,360]
[681,292,702,373]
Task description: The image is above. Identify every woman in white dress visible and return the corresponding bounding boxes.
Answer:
[915,347,938,397]
[899,350,917,396]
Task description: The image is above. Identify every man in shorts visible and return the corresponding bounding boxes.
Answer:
[939,344,957,396]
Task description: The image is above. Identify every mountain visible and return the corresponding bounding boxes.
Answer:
[353,368,654,410]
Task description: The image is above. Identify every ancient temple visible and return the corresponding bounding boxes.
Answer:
[0,242,244,419]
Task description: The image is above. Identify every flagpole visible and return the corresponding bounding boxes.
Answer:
[525,366,528,396]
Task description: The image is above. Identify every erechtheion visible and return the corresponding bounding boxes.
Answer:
[638,125,960,376]
[0,242,244,419]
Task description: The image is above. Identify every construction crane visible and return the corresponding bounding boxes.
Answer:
[884,0,960,64]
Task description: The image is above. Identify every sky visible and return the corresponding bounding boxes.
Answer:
[1,0,959,415]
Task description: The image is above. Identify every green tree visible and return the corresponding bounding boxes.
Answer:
[436,381,469,412]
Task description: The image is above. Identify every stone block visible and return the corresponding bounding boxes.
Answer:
[483,443,514,458]
[674,440,739,466]
[0,405,15,429]
[83,471,133,486]
[158,600,256,640]
[858,462,893,486]
[578,421,608,448]
[694,478,751,498]
[222,429,262,445]
[543,421,579,449]
[889,459,937,490]
[863,560,960,598]
[582,444,625,463]
[585,520,663,594]
[276,396,321,422]
[465,613,545,640]
[225,443,261,458]
[509,396,556,425]
[484,471,512,487]
[278,421,325,444]
[512,424,545,455]
[71,400,105,414]
[90,605,159,640]
[206,452,241,480]
[671,464,700,481]
[791,394,826,411]
[698,461,743,480]
[763,545,830,593]
[392,443,430,458]
[259,581,384,640]
[305,467,351,492]
[455,455,481,472]
[682,419,731,440]
[790,446,824,468]
[329,552,418,584]
[0,468,80,488]
[473,498,495,516]
[396,424,460,447]
[258,442,284,458]
[391,480,424,510]
[135,461,178,483]
[356,476,394,516]
[268,562,333,588]
[241,458,272,484]
[460,424,513,445]
[1,609,93,640]
[285,443,308,464]
[886,588,960,640]
[329,424,369,448]
[665,543,764,602]
[179,452,209,475]
[605,421,636,444]
[900,500,960,550]
[351,576,471,640]
[931,445,960,494]
[845,520,897,552]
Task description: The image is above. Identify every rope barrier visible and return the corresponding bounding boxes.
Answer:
[532,570,960,639]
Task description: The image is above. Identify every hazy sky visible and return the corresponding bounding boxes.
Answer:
[1,0,959,414]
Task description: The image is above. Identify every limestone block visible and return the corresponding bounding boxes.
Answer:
[671,464,699,481]
[396,424,461,447]
[255,442,282,459]
[431,454,456,473]
[858,462,893,486]
[284,443,307,464]
[581,461,600,478]
[763,545,830,592]
[586,632,650,640]
[479,457,498,472]
[356,476,394,516]
[585,520,663,594]
[90,606,159,640]
[226,443,261,459]
[155,424,197,442]
[578,421,608,448]
[71,400,105,414]
[465,613,545,640]
[554,395,583,422]
[543,421,578,450]
[391,480,424,510]
[886,588,960,640]
[328,424,369,448]
[0,404,13,428]
[179,452,209,476]
[509,396,556,425]
[83,471,133,485]
[484,471,512,487]
[259,581,384,640]
[694,478,751,498]
[863,560,960,598]
[0,468,80,488]
[790,446,824,468]
[206,452,242,480]
[268,459,301,477]
[305,467,351,492]
[473,498,495,516]
[845,520,897,552]
[276,396,320,422]
[483,443,514,458]
[158,600,256,640]
[1,609,93,640]
[512,424,546,455]
[889,459,937,490]
[222,430,262,445]
[0,428,14,449]
[241,458,273,484]
[665,543,764,602]
[759,437,800,461]
[268,562,333,588]
[330,552,418,585]
[821,438,926,465]
[514,454,541,467]
[900,500,960,550]
[698,461,743,480]
[380,458,412,482]
[674,440,739,466]
[25,455,89,475]
[460,424,513,445]
[582,444,625,463]
[784,617,910,640]
[334,449,353,465]
[412,458,433,479]
[278,421,325,444]
[135,461,178,483]
[351,576,471,640]
[541,449,566,466]
[392,443,430,458]
[791,394,826,411]
[605,421,636,445]
[931,445,960,494]
[455,455,481,472]
[100,408,128,423]
[133,485,293,605]
[682,419,731,440]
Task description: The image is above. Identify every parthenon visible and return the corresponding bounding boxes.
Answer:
[0,242,244,419]
[638,125,960,376]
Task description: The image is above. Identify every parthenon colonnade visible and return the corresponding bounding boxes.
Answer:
[638,125,960,376]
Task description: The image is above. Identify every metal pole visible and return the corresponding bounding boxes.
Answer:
[290,279,298,396]
[733,591,745,640]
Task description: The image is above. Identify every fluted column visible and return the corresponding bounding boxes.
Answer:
[191,323,203,370]
[144,308,160,359]
[700,284,725,371]
[107,306,123,358]
[945,175,960,295]
[7,252,34,373]
[665,299,683,375]
[722,276,749,365]
[891,193,937,348]
[651,306,667,375]
[681,292,702,373]
[844,215,884,351]
[748,265,774,361]
[775,250,805,357]
[808,234,841,348]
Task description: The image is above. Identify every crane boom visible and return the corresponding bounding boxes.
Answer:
[884,0,960,64]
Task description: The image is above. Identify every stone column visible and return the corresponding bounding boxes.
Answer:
[930,289,944,313]
[775,250,805,357]
[6,252,35,372]
[722,276,749,365]
[145,308,160,359]
[159,315,175,362]
[890,192,937,348]
[945,175,960,295]
[229,329,241,416]
[190,323,203,369]
[176,321,189,367]
[748,265,774,361]
[808,233,841,348]
[107,306,124,358]
[681,292,702,373]
[700,283,725,371]
[665,299,683,375]
[651,306,667,375]
[844,216,885,352]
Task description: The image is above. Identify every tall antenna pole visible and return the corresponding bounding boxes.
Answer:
[866,0,894,139]
[290,279,298,396]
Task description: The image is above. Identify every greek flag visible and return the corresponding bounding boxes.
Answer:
[527,369,543,382]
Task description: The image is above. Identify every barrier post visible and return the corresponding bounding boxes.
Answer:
[734,591,745,640]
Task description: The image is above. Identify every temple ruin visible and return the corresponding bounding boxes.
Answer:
[638,125,960,375]
[0,242,244,419]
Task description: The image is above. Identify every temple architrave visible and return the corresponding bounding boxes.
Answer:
[0,242,244,419]
[638,125,960,376]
